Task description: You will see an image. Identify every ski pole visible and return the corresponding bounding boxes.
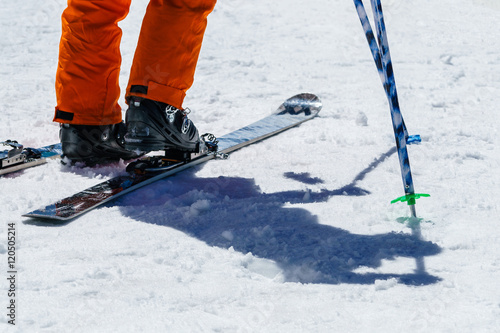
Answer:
[353,0,429,216]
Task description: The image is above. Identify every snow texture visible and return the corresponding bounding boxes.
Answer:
[1,0,500,332]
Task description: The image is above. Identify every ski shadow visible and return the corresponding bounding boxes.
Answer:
[0,169,27,178]
[116,147,441,285]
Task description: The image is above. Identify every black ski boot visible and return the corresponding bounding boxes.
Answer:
[60,122,141,166]
[124,97,200,153]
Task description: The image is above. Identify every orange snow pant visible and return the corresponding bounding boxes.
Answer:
[54,0,216,125]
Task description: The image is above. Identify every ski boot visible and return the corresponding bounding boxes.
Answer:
[124,97,200,154]
[60,122,141,166]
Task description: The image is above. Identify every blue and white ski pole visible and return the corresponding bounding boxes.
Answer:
[353,0,429,217]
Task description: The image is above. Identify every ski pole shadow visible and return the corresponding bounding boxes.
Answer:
[116,147,441,285]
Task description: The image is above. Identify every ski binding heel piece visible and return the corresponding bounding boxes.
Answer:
[1,140,26,169]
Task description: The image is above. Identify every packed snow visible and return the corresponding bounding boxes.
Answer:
[1,0,499,331]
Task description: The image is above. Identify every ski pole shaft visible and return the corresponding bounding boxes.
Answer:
[354,0,422,215]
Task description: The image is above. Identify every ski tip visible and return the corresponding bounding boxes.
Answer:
[277,93,322,117]
[22,215,72,224]
[22,205,75,222]
[22,212,69,220]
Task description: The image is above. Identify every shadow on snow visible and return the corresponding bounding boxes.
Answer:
[115,146,441,286]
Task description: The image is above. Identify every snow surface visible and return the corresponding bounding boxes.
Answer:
[1,0,500,331]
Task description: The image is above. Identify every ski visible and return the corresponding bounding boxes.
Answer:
[1,141,62,176]
[23,93,322,222]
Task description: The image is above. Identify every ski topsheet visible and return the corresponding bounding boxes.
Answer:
[23,93,322,221]
[0,142,62,176]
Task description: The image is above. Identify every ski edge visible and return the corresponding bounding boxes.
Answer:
[22,153,216,221]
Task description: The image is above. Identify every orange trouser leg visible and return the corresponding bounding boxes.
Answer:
[126,0,217,110]
[54,0,131,125]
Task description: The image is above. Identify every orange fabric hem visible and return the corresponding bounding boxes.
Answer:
[126,81,186,110]
[53,107,122,126]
